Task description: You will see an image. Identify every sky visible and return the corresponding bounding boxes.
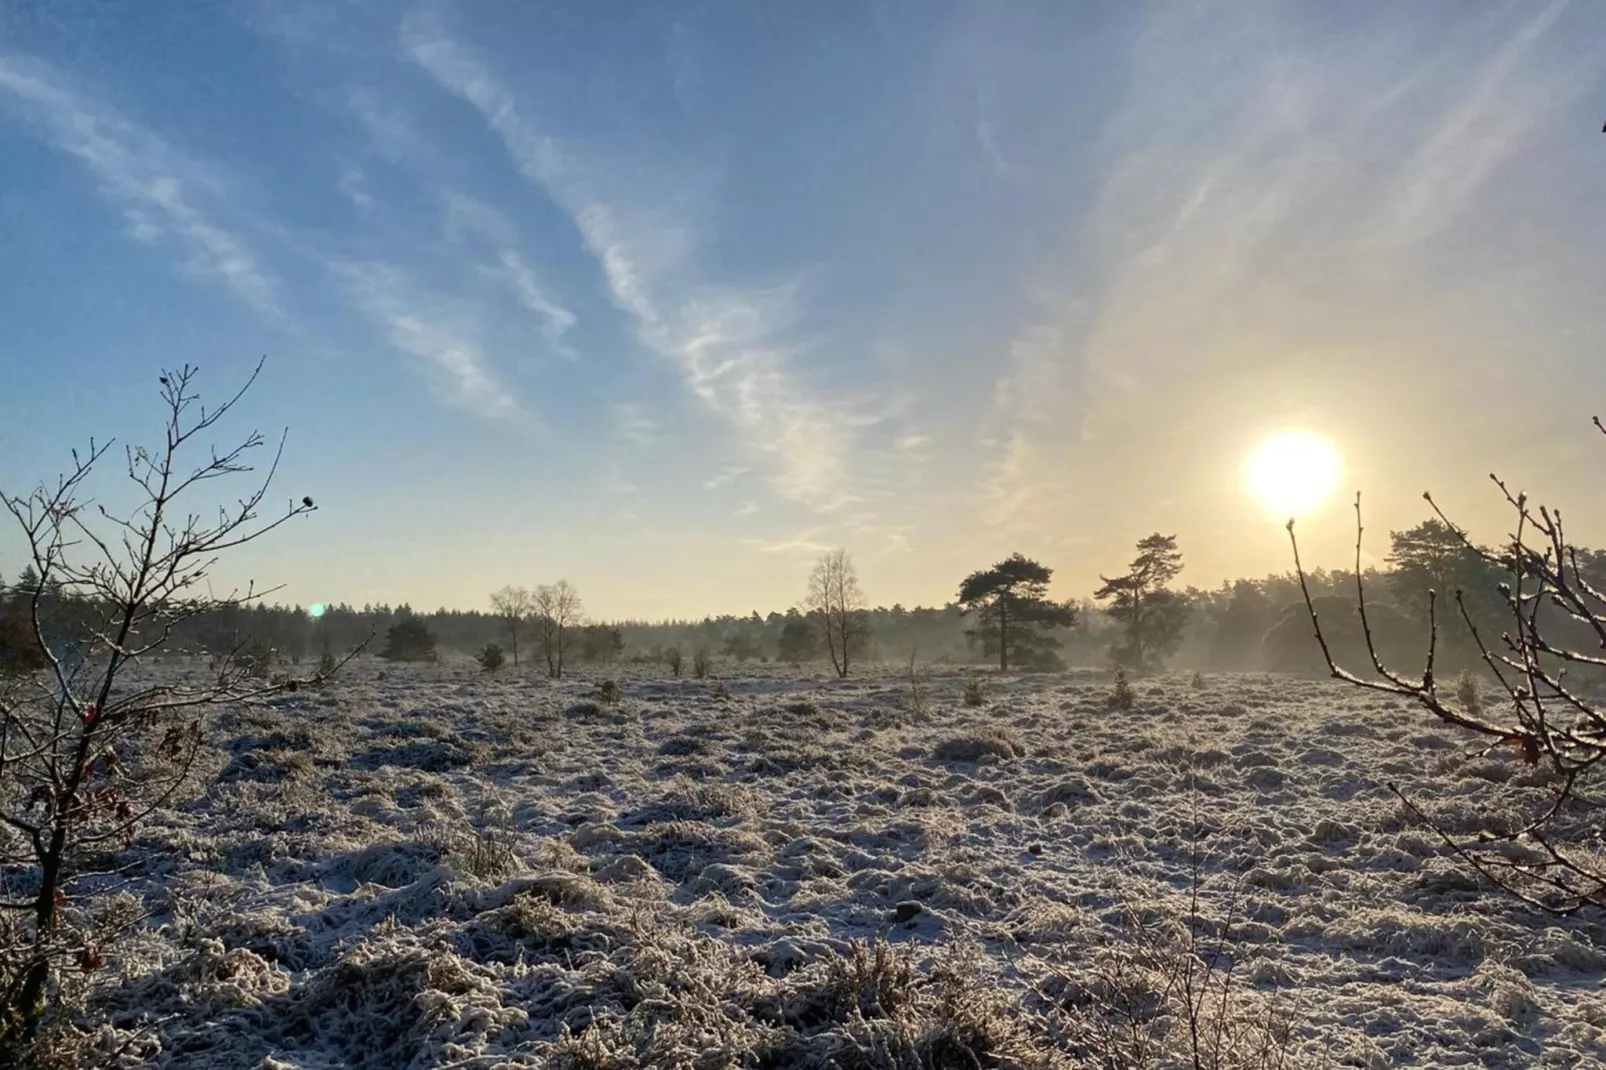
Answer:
[1,1,1604,620]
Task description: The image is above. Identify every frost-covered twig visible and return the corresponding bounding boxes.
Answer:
[1288,419,1606,915]
[0,362,329,1057]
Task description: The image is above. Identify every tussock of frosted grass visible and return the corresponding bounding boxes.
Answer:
[46,660,1606,1066]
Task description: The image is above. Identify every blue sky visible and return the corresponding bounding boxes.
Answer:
[2,1,1603,619]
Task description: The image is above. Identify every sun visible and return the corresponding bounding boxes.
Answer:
[1244,430,1342,517]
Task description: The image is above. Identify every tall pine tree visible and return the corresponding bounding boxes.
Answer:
[957,554,1077,671]
[1096,534,1189,672]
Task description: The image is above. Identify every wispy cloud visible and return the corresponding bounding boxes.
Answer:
[334,259,520,420]
[1381,0,1577,243]
[703,465,751,490]
[438,190,579,360]
[610,402,657,449]
[975,118,1015,178]
[603,465,639,499]
[401,15,868,513]
[895,432,931,452]
[739,529,834,556]
[337,162,372,211]
[348,86,427,162]
[495,249,578,360]
[981,1,1593,539]
[601,461,641,521]
[442,190,515,244]
[0,55,280,314]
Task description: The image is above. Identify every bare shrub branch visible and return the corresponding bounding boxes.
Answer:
[0,362,332,1055]
[1288,420,1606,914]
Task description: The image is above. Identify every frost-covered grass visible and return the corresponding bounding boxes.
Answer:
[50,659,1606,1067]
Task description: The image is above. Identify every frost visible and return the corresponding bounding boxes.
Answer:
[43,660,1606,1067]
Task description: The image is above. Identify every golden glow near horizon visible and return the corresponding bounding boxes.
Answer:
[1244,430,1342,518]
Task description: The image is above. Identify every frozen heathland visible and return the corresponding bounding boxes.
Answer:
[56,659,1606,1068]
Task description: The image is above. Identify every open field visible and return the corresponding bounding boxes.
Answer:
[61,660,1606,1068]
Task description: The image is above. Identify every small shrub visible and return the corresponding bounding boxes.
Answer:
[934,729,1023,762]
[962,678,984,707]
[1057,842,1307,1068]
[1107,666,1135,711]
[1455,668,1483,718]
[478,643,505,672]
[664,646,683,677]
[1190,669,1205,689]
[801,940,921,1022]
[597,679,622,705]
[316,651,338,679]
[421,824,519,882]
[692,647,712,679]
[240,640,278,680]
[905,649,928,716]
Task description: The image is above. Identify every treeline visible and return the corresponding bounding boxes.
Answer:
[5,517,1602,677]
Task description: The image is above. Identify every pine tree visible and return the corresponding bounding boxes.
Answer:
[956,553,1077,671]
[776,610,820,666]
[379,617,437,662]
[1096,534,1189,672]
[1387,519,1504,633]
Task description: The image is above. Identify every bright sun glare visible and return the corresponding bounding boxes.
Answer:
[1244,430,1342,517]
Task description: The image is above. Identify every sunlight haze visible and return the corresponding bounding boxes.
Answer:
[1244,430,1343,519]
[2,1,1604,618]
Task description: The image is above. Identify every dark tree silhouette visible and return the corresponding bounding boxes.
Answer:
[1388,519,1507,642]
[578,624,623,664]
[1096,534,1189,672]
[1206,579,1277,670]
[379,617,437,662]
[721,632,761,662]
[956,553,1077,671]
[776,610,820,666]
[0,600,46,677]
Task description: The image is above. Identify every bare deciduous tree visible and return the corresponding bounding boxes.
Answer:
[803,549,867,679]
[0,363,339,1056]
[533,580,583,679]
[1288,418,1606,914]
[488,585,533,667]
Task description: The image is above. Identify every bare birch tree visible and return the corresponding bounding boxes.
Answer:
[488,585,533,667]
[0,363,338,1056]
[803,549,868,678]
[533,581,582,679]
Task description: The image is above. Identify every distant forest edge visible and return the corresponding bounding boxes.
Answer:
[8,515,1600,678]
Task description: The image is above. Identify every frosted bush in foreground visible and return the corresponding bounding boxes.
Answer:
[0,364,328,1060]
